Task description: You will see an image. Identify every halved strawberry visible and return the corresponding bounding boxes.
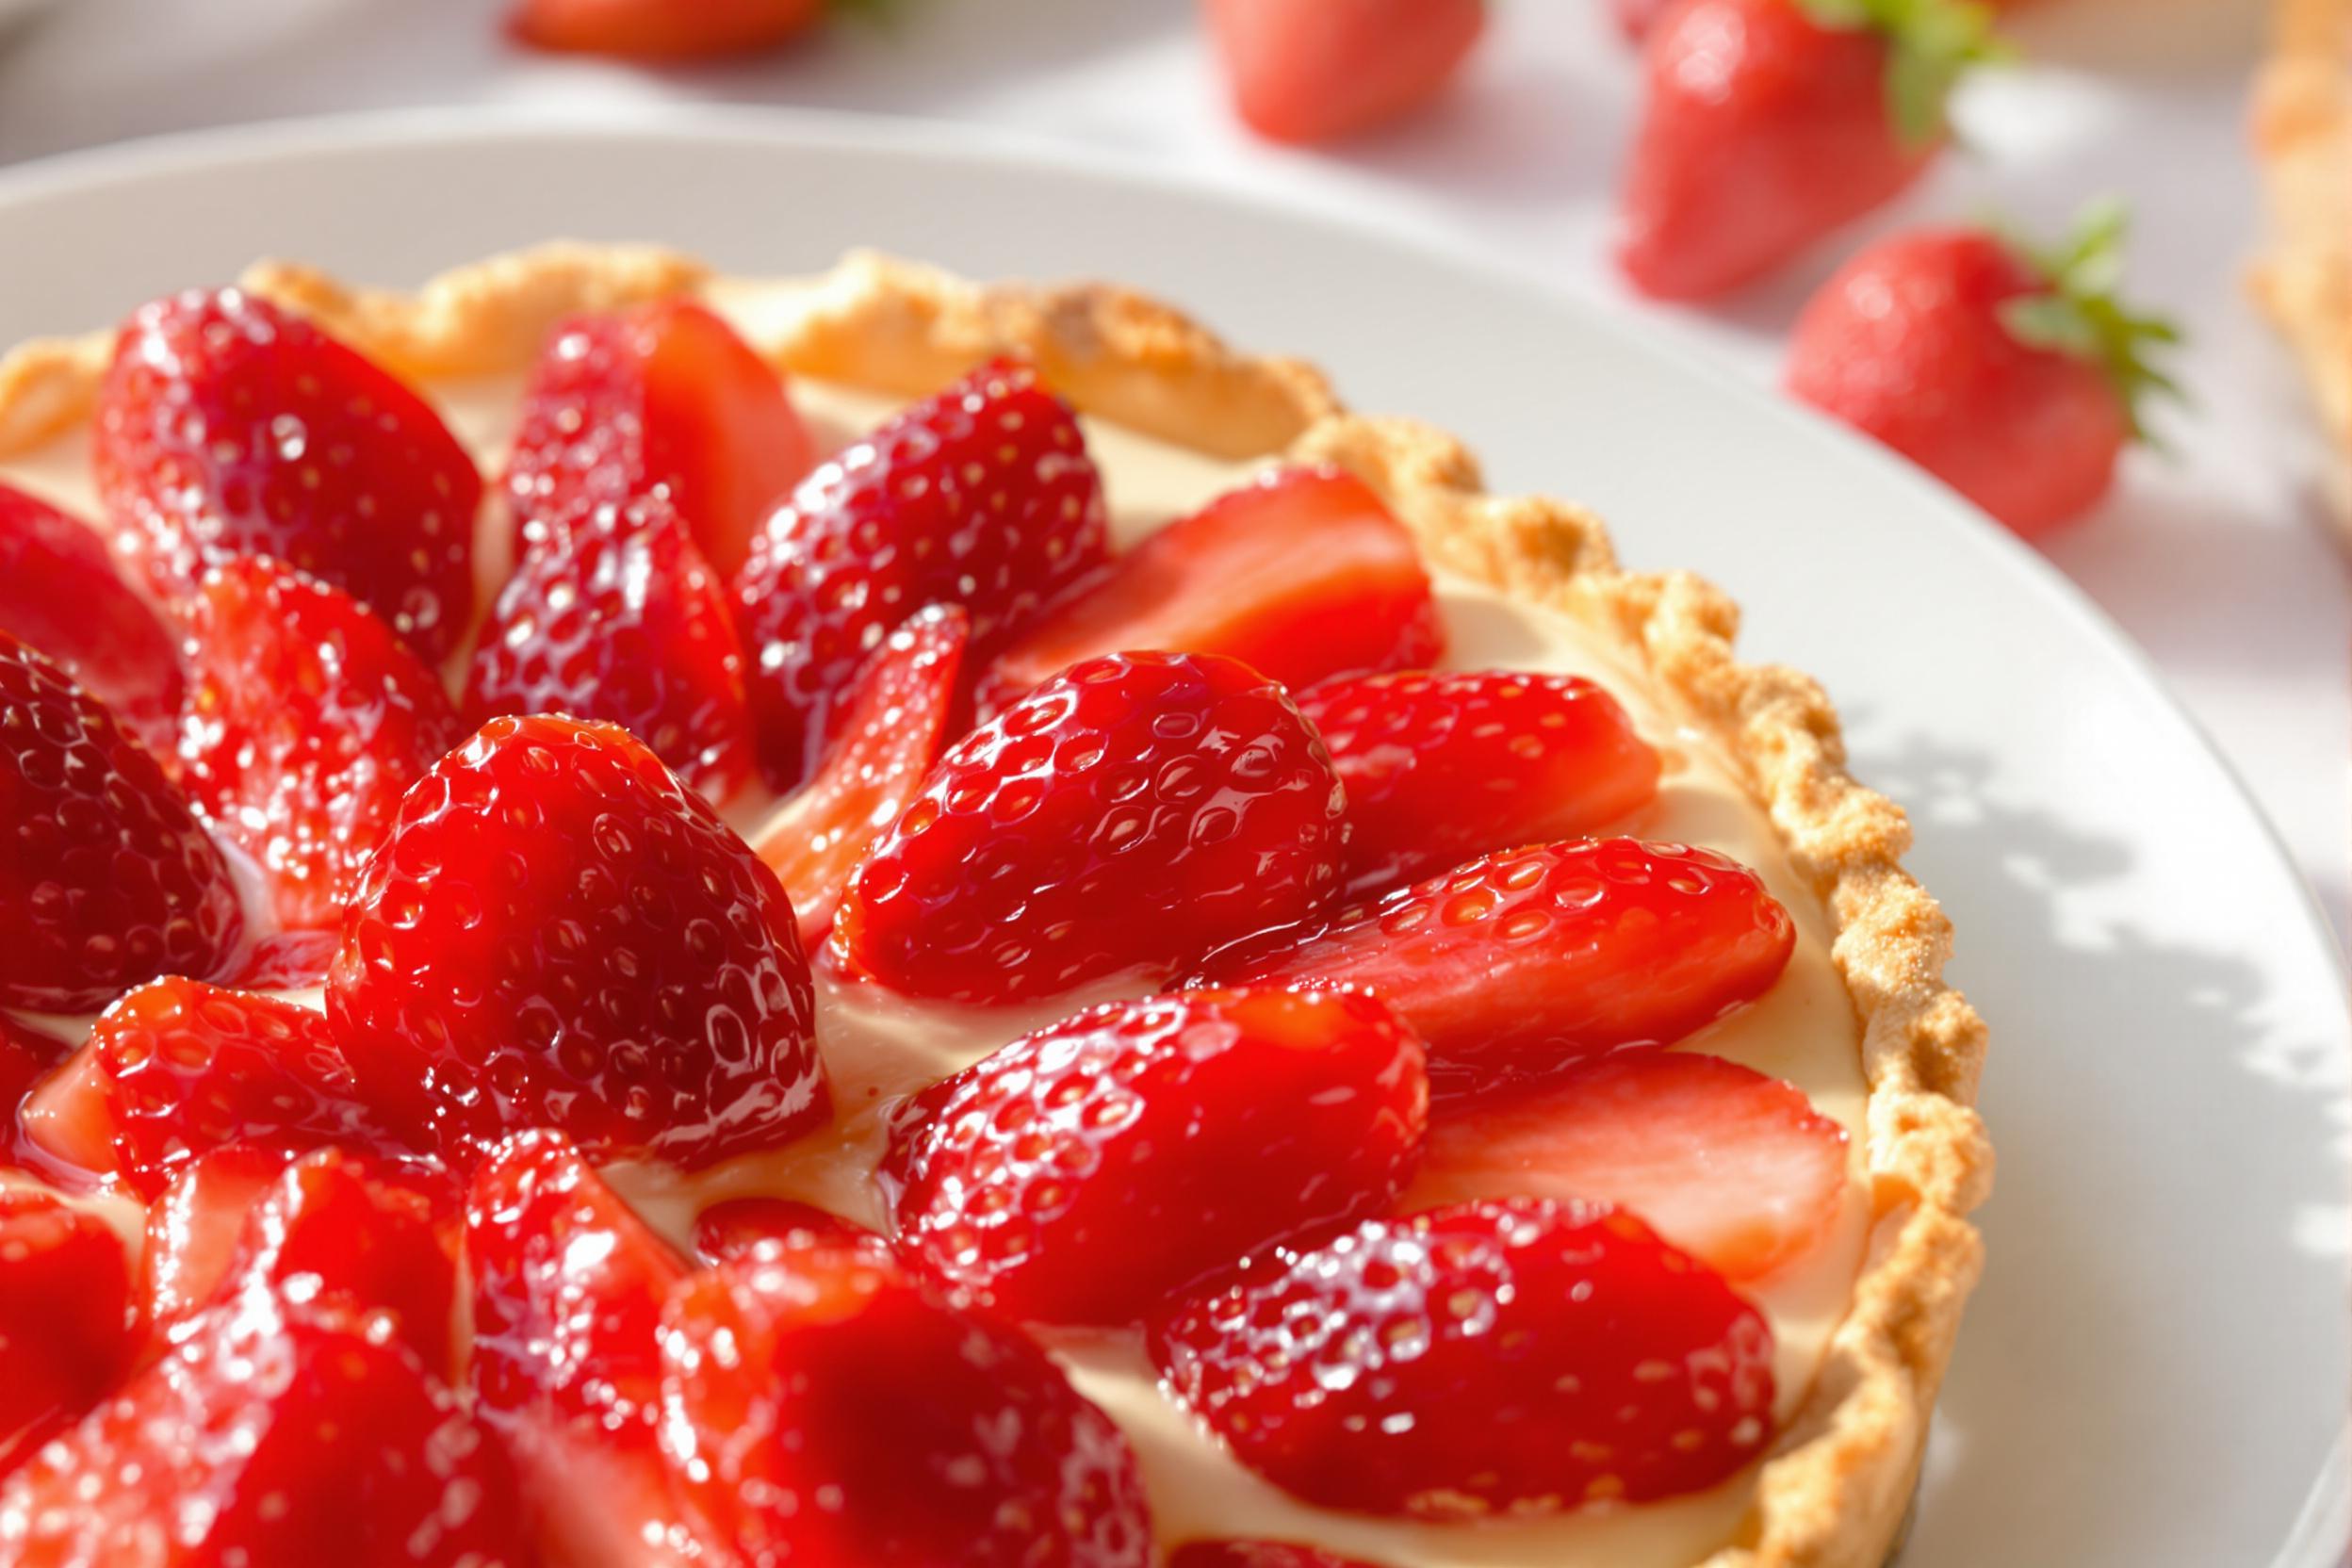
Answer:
[467,492,753,800]
[1150,1199,1776,1514]
[330,715,828,1171]
[466,1130,704,1568]
[733,357,1109,789]
[511,0,825,59]
[0,481,184,757]
[882,988,1428,1325]
[982,466,1442,711]
[86,976,413,1200]
[1298,669,1660,895]
[830,651,1349,1007]
[505,298,813,577]
[753,603,970,948]
[16,1043,122,1186]
[93,287,481,662]
[0,1189,134,1477]
[1408,1052,1849,1280]
[1194,839,1796,1100]
[140,1144,297,1347]
[176,556,466,932]
[658,1236,1155,1568]
[0,636,245,1013]
[195,1150,462,1376]
[693,1196,885,1265]
[0,1289,535,1567]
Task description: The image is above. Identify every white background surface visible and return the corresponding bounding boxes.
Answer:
[0,0,2344,952]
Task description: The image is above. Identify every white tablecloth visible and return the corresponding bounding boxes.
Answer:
[3,0,2343,948]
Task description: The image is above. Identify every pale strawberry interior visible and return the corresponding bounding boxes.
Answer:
[0,285,1871,1568]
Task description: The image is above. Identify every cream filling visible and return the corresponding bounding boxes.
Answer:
[0,352,1867,1568]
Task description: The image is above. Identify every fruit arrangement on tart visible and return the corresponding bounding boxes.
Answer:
[0,245,1989,1568]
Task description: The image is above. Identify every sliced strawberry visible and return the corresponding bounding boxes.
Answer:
[1195,839,1795,1100]
[88,976,413,1200]
[140,1143,297,1348]
[1150,1199,1776,1514]
[733,357,1109,789]
[1298,670,1660,895]
[1204,0,1487,145]
[983,466,1442,711]
[466,1130,704,1568]
[0,636,244,1012]
[753,603,970,948]
[93,287,481,662]
[506,299,812,577]
[883,988,1427,1325]
[693,1195,884,1265]
[831,651,1348,1007]
[0,481,183,756]
[0,1018,50,1172]
[16,1043,123,1186]
[658,1236,1155,1568]
[0,1189,134,1477]
[467,492,754,801]
[1170,1546,1385,1568]
[204,1150,460,1375]
[176,556,466,932]
[0,1290,535,1567]
[511,0,825,59]
[1409,1052,1849,1280]
[330,714,828,1171]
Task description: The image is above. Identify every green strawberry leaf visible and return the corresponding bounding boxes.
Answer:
[1794,0,2012,148]
[1994,199,2185,443]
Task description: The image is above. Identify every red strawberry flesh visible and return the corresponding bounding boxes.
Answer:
[89,976,412,1200]
[506,297,813,577]
[984,465,1442,710]
[882,987,1429,1325]
[658,1237,1155,1568]
[466,490,754,800]
[1410,1051,1850,1280]
[831,650,1349,1006]
[0,481,183,757]
[0,1189,134,1477]
[1298,669,1660,895]
[176,555,466,932]
[1150,1199,1777,1514]
[330,713,828,1170]
[1196,838,1796,1099]
[94,286,481,662]
[0,635,245,1013]
[753,602,971,949]
[733,356,1108,789]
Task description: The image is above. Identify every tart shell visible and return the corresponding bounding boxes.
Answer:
[0,242,1993,1568]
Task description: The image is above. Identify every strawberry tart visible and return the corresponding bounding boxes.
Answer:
[0,244,1991,1568]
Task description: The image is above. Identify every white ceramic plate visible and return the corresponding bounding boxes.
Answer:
[0,109,2342,1567]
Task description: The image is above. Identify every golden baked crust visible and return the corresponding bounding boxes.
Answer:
[0,242,1992,1568]
[2252,0,2351,531]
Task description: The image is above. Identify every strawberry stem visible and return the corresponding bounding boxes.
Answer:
[1995,199,2185,443]
[1795,0,2010,147]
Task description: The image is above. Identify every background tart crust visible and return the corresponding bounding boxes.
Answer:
[2252,0,2352,532]
[0,243,1994,1568]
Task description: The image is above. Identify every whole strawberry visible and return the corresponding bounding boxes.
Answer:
[1617,0,2001,301]
[0,634,245,1012]
[1787,204,2179,535]
[1203,0,1487,146]
[94,288,481,662]
[733,357,1108,789]
[329,714,828,1171]
[830,651,1349,1007]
